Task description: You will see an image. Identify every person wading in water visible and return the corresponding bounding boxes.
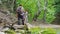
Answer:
[16,4,25,25]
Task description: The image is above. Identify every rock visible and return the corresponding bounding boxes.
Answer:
[1,27,9,32]
[13,25,25,29]
[16,33,21,34]
[0,32,5,34]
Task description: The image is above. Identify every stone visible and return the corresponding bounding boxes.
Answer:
[0,32,5,34]
[1,27,9,32]
[13,25,25,29]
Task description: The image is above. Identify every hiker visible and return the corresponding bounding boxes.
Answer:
[16,4,25,25]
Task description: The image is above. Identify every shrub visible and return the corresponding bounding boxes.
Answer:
[5,30,16,34]
[29,27,41,34]
[29,27,56,34]
[41,28,56,34]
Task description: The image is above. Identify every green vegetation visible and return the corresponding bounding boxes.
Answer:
[41,28,56,34]
[29,27,41,34]
[16,0,57,23]
[0,0,60,24]
[5,27,57,34]
[5,30,16,34]
[0,0,60,34]
[29,27,56,34]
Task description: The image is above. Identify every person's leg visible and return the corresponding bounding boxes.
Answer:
[22,19,24,25]
[21,16,25,25]
[18,17,21,25]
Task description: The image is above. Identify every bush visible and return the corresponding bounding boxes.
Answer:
[5,27,56,34]
[41,28,56,34]
[5,30,16,34]
[29,27,41,34]
[29,27,56,34]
